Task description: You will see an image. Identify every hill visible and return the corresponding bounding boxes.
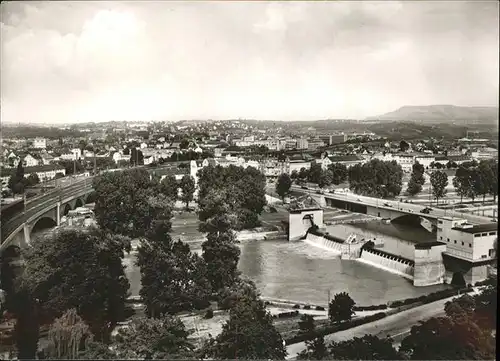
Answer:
[366,105,498,124]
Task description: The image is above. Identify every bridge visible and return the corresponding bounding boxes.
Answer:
[291,186,493,228]
[0,164,185,254]
[0,178,94,253]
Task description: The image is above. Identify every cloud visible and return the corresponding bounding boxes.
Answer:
[0,1,498,123]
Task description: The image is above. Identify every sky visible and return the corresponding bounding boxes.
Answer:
[1,1,498,124]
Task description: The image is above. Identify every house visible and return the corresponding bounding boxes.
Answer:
[32,137,47,149]
[112,152,130,164]
[40,152,55,165]
[324,155,365,169]
[143,155,155,165]
[23,154,40,167]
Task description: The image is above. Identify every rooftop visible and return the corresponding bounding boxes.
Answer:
[451,222,498,234]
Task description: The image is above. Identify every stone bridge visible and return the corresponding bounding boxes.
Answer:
[0,181,94,254]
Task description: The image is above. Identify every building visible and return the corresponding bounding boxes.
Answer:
[437,218,497,262]
[297,138,309,150]
[32,138,47,149]
[23,154,40,167]
[330,134,347,145]
[1,165,67,187]
[307,140,324,151]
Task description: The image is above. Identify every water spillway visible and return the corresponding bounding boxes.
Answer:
[303,232,343,255]
[358,247,414,280]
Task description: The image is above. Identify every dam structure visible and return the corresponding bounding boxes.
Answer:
[288,198,496,287]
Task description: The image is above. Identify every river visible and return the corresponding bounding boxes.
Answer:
[123,221,447,306]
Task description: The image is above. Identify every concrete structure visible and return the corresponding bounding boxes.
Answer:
[413,242,447,286]
[288,196,324,241]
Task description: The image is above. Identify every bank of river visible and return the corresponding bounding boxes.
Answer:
[123,220,447,305]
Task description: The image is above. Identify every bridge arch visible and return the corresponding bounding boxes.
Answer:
[75,198,84,208]
[391,213,424,226]
[31,216,57,235]
[63,203,72,216]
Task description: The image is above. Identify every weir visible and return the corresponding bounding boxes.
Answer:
[358,247,415,279]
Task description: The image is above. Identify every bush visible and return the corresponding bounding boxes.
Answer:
[293,304,301,309]
[353,304,387,311]
[303,305,311,310]
[285,311,387,345]
[269,206,277,213]
[204,309,214,319]
[315,306,325,311]
[277,310,300,319]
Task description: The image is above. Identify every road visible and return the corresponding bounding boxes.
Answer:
[291,185,494,225]
[286,290,479,359]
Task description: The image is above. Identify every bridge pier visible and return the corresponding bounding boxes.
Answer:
[23,224,31,245]
[56,202,61,226]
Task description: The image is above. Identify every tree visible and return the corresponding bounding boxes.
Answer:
[290,170,299,180]
[348,160,403,198]
[8,161,26,194]
[328,292,355,324]
[399,316,495,360]
[453,167,472,203]
[78,341,116,359]
[12,288,40,360]
[399,140,410,152]
[308,163,323,184]
[179,139,190,150]
[328,163,348,185]
[158,175,178,201]
[407,174,423,196]
[328,335,402,360]
[206,289,286,360]
[297,314,328,360]
[21,228,130,343]
[93,168,157,237]
[473,277,497,330]
[276,173,292,201]
[113,316,195,359]
[26,173,40,187]
[45,309,93,359]
[486,160,498,202]
[179,175,195,209]
[474,161,494,205]
[318,169,333,188]
[444,294,475,321]
[430,170,448,205]
[130,147,144,166]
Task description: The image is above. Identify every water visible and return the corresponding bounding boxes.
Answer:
[123,220,447,306]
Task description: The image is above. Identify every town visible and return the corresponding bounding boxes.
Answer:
[0,1,498,360]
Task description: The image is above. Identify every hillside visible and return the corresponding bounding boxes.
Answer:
[367,105,498,124]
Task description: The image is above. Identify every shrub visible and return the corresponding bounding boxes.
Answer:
[293,304,301,309]
[204,309,214,319]
[315,306,325,311]
[353,304,387,311]
[303,305,311,310]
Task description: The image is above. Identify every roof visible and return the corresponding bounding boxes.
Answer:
[414,241,446,249]
[0,164,65,177]
[328,155,363,162]
[452,223,498,234]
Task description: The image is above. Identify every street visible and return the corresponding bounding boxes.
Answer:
[286,290,479,359]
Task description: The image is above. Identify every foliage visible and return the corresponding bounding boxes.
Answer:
[21,227,130,343]
[298,314,315,335]
[26,173,40,187]
[329,334,402,360]
[400,140,410,152]
[430,170,448,204]
[298,336,328,360]
[78,341,116,359]
[473,277,497,330]
[276,173,292,200]
[138,197,210,316]
[202,228,241,294]
[93,168,158,237]
[58,159,85,175]
[328,163,348,185]
[45,309,93,359]
[328,292,355,324]
[407,161,426,196]
[12,288,40,360]
[179,175,195,209]
[158,174,178,201]
[8,162,27,194]
[197,164,266,229]
[307,163,323,184]
[130,147,144,166]
[205,288,286,360]
[348,159,403,198]
[216,278,257,310]
[399,316,495,360]
[113,316,195,359]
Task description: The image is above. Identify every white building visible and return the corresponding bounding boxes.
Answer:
[437,218,497,261]
[33,137,47,149]
[112,152,130,164]
[23,154,40,167]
